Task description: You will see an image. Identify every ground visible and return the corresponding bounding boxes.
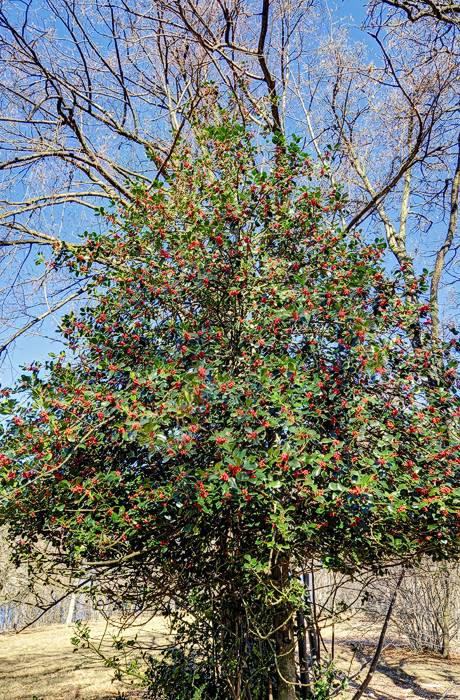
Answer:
[0,619,165,700]
[330,618,460,700]
[342,644,460,699]
[0,619,459,700]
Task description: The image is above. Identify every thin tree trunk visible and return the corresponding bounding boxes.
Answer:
[66,593,76,626]
[297,608,310,699]
[441,605,451,659]
[440,565,451,659]
[305,571,319,666]
[352,572,404,700]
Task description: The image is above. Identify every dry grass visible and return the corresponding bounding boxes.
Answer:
[0,616,459,699]
[0,618,166,700]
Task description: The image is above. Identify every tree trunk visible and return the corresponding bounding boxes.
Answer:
[296,608,311,699]
[276,612,298,700]
[66,593,76,626]
[440,566,451,659]
[304,571,319,666]
[273,558,298,700]
[352,572,403,700]
[441,607,451,659]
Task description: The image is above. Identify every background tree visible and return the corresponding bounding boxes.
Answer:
[365,562,460,658]
[371,1,460,28]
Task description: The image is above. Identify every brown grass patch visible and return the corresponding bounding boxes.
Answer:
[0,618,166,700]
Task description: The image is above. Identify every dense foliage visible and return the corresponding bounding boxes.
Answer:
[1,124,459,698]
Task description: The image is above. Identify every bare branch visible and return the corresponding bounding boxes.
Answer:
[431,133,460,340]
[0,284,89,356]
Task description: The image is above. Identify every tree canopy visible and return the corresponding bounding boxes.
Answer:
[0,123,459,697]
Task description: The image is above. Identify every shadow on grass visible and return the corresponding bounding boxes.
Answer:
[348,640,458,700]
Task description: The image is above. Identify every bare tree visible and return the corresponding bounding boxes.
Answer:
[293,3,460,341]
[366,561,460,658]
[373,1,460,28]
